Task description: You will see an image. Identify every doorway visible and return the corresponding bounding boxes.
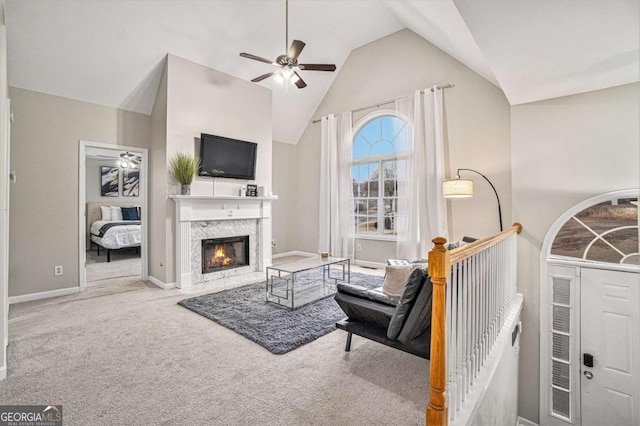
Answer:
[78,141,148,291]
[540,189,639,426]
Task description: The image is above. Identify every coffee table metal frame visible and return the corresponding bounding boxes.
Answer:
[265,256,351,309]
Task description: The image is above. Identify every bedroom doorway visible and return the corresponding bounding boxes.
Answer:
[78,141,148,291]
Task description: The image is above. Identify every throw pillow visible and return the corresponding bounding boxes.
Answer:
[386,268,428,340]
[110,206,123,221]
[382,264,426,297]
[100,205,111,221]
[121,206,139,221]
[397,275,434,344]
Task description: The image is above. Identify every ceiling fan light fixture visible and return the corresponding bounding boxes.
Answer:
[281,67,293,79]
[238,0,336,89]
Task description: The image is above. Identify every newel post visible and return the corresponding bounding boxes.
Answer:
[426,237,450,426]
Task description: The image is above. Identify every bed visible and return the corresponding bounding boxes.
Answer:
[87,202,141,262]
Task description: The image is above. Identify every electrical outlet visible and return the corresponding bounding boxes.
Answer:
[357,244,362,251]
[54,265,63,276]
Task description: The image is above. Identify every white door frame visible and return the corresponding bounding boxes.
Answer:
[0,98,10,381]
[539,188,640,425]
[78,140,149,291]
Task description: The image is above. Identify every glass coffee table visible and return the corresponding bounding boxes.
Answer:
[266,256,351,309]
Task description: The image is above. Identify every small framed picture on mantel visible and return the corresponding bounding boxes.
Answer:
[246,184,257,197]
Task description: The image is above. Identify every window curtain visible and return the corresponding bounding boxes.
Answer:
[395,86,448,260]
[318,112,354,257]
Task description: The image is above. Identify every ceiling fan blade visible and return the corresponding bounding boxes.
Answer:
[299,64,336,72]
[293,72,307,89]
[251,70,280,83]
[287,40,306,61]
[240,52,275,65]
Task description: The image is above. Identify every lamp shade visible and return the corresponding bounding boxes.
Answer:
[443,178,473,198]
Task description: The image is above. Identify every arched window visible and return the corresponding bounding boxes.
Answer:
[550,196,639,265]
[352,113,409,236]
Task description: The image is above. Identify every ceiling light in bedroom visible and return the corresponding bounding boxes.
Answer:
[443,168,503,231]
[119,152,141,169]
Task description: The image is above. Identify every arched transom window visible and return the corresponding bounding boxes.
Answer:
[352,114,409,236]
[550,197,639,265]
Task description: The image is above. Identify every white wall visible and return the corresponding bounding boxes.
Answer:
[290,29,511,260]
[8,88,151,297]
[271,141,297,254]
[149,61,168,283]
[166,55,272,198]
[511,82,640,422]
[149,55,272,284]
[463,307,522,426]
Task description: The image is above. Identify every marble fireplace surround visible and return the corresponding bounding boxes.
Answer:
[170,195,277,289]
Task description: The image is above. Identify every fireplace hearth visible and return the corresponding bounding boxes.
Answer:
[202,236,250,274]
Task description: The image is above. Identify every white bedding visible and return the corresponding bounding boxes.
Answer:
[90,220,141,250]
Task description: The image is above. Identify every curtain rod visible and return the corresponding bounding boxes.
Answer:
[310,83,454,124]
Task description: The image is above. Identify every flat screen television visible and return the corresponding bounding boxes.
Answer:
[198,133,258,180]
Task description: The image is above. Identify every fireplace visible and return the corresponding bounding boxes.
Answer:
[202,236,250,274]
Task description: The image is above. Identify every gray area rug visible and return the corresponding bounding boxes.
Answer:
[178,270,383,354]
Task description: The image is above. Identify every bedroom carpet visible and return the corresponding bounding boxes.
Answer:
[178,270,383,354]
[3,268,430,425]
[85,249,141,282]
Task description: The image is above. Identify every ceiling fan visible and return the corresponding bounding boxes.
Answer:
[116,152,141,169]
[239,0,336,89]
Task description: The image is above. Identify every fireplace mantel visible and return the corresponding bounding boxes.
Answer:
[170,195,277,289]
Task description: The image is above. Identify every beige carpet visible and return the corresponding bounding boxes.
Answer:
[85,249,141,282]
[2,272,430,425]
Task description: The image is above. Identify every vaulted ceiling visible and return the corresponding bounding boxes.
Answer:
[5,0,639,144]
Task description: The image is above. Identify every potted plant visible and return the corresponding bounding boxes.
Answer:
[169,152,200,195]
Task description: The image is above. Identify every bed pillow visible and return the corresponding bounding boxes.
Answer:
[121,207,139,221]
[100,206,112,221]
[110,206,123,221]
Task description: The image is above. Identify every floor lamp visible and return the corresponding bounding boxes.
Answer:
[443,168,503,231]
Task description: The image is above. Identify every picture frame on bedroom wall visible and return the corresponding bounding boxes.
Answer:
[100,166,119,197]
[123,169,140,197]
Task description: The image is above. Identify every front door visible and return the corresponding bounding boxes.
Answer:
[580,267,639,426]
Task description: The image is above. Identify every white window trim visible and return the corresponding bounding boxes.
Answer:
[351,111,409,240]
[355,234,398,242]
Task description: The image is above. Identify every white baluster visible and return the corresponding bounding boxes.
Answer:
[463,257,470,397]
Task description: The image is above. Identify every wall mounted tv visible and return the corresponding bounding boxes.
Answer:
[198,133,258,180]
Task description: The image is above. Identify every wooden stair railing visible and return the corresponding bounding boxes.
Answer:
[426,236,450,426]
[425,223,523,426]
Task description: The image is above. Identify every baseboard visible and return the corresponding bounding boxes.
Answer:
[272,250,316,259]
[8,286,79,304]
[0,364,6,381]
[147,275,175,290]
[517,416,539,426]
[354,259,386,269]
